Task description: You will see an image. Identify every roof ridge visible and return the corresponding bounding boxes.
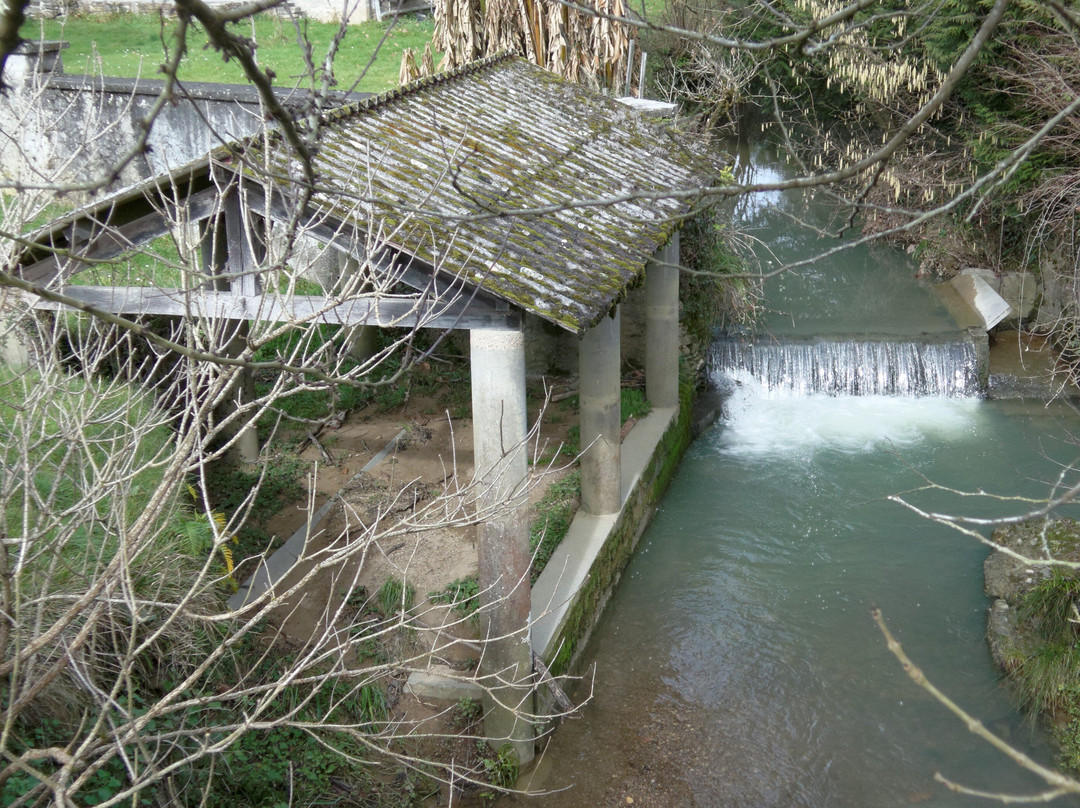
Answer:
[324,50,519,124]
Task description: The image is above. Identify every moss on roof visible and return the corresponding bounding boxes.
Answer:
[244,53,713,334]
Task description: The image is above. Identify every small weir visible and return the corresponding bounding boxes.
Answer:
[711,334,980,397]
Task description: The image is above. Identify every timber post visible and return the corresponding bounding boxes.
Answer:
[470,326,535,765]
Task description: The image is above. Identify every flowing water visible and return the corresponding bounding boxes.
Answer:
[502,142,1080,808]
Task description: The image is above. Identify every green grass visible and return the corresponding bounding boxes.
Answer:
[620,387,650,421]
[20,11,439,92]
[529,470,580,582]
[377,575,416,616]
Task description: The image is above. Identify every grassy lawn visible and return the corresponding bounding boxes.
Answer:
[19,11,437,92]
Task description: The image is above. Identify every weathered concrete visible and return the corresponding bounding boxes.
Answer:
[579,310,621,515]
[469,327,535,765]
[0,42,366,189]
[404,665,484,701]
[950,269,1011,330]
[615,97,678,118]
[988,329,1080,399]
[531,406,676,659]
[0,291,31,368]
[645,233,680,409]
[961,267,1038,325]
[531,371,693,681]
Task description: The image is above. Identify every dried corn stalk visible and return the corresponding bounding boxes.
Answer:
[412,0,638,91]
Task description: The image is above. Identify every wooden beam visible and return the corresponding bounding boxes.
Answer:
[246,191,504,309]
[19,188,220,285]
[28,286,521,331]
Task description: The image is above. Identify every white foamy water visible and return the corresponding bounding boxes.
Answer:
[711,336,980,397]
[719,373,982,456]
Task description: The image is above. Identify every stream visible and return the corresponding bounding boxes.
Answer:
[505,144,1080,807]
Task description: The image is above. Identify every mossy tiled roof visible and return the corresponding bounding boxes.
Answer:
[244,53,710,334]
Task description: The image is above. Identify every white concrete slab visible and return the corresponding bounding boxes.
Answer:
[616,97,678,118]
[950,270,1012,330]
[404,665,484,701]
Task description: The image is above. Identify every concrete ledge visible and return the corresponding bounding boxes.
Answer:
[949,270,1012,330]
[531,405,683,668]
[408,403,689,702]
[616,97,678,118]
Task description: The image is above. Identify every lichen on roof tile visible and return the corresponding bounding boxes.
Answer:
[245,53,715,333]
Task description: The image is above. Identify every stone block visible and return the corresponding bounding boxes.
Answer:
[405,665,483,701]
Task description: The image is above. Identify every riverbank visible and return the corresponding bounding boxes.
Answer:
[984,519,1080,774]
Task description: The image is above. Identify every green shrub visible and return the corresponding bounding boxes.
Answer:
[1012,571,1080,717]
[1019,570,1080,644]
[620,387,651,422]
[1012,640,1080,715]
[428,576,480,619]
[479,742,519,800]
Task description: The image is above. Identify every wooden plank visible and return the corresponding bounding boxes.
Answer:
[28,286,520,331]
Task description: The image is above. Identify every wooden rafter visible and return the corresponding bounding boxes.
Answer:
[15,162,521,332]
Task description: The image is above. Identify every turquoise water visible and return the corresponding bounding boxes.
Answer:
[507,147,1080,807]
[514,392,1080,807]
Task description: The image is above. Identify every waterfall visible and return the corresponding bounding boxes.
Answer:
[710,334,981,397]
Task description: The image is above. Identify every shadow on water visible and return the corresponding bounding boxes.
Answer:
[502,144,1080,808]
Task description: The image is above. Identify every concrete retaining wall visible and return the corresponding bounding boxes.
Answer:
[532,368,694,678]
[0,41,366,191]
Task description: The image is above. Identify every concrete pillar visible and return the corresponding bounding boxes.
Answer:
[0,292,29,368]
[579,309,621,515]
[204,196,261,463]
[646,231,680,410]
[338,253,377,362]
[470,327,535,765]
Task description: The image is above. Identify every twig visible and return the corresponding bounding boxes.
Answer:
[873,607,1080,801]
[532,651,574,714]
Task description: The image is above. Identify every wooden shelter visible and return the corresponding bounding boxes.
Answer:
[12,51,711,761]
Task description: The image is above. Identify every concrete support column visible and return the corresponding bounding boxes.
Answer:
[202,193,261,463]
[338,253,377,362]
[579,309,621,515]
[646,231,680,410]
[470,327,535,766]
[0,291,30,368]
